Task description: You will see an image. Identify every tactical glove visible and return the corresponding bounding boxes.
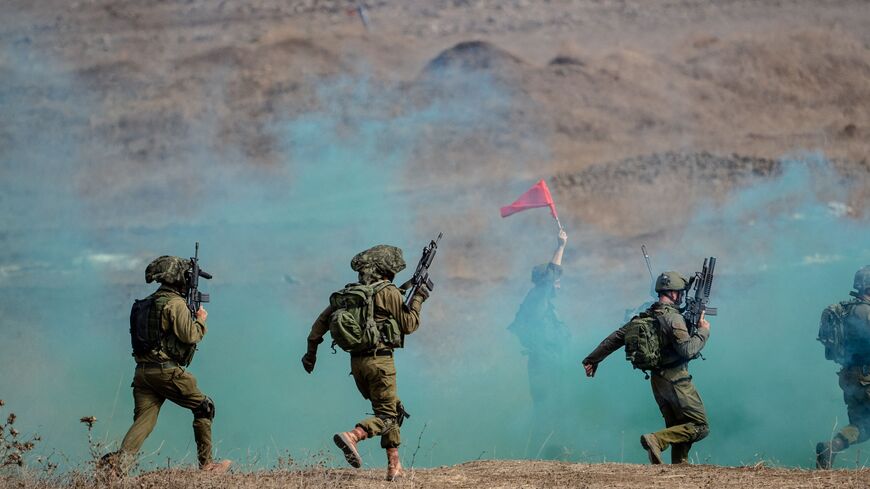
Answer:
[582,359,598,377]
[301,340,319,373]
[301,352,316,373]
[414,284,431,301]
[406,284,429,314]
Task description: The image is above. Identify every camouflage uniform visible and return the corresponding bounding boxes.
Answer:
[508,263,569,416]
[302,245,427,480]
[307,282,423,447]
[584,292,710,464]
[117,257,215,468]
[818,266,870,468]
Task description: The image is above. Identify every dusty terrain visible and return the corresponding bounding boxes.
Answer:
[2,0,869,236]
[8,461,870,489]
[127,461,870,488]
[2,1,870,486]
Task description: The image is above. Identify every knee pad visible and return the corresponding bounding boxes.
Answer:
[192,396,215,420]
[692,424,710,442]
[833,433,850,452]
[376,402,411,430]
[376,414,398,432]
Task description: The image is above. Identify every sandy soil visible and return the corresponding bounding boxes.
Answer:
[2,2,870,486]
[3,1,868,203]
[12,460,870,488]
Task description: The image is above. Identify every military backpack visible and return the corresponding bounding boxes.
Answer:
[328,281,403,353]
[130,297,160,355]
[624,310,663,373]
[818,300,859,365]
[129,291,196,365]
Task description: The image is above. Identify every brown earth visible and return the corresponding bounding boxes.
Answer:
[12,461,870,489]
[2,1,870,486]
[2,1,869,231]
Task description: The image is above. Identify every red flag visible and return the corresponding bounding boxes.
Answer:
[500,179,559,219]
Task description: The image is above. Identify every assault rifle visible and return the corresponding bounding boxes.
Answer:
[186,242,213,316]
[683,257,717,332]
[403,233,442,309]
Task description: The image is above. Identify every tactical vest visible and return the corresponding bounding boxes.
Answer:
[130,289,196,366]
[328,281,403,353]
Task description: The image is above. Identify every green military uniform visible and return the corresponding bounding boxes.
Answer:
[307,282,422,448]
[302,244,428,481]
[584,300,710,464]
[817,268,870,468]
[117,258,215,468]
[837,299,870,445]
[508,263,569,415]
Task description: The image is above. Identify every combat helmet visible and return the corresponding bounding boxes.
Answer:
[655,271,689,293]
[351,245,406,278]
[145,256,190,285]
[855,266,870,292]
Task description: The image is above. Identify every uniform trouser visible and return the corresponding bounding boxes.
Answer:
[351,355,402,449]
[837,366,870,445]
[120,366,213,466]
[650,366,709,464]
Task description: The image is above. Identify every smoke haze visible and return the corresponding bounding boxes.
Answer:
[1,5,869,473]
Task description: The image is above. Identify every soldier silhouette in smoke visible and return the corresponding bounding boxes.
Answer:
[507,228,570,457]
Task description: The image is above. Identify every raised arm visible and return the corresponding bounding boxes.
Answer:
[662,312,709,360]
[376,284,425,335]
[551,228,567,266]
[166,297,207,344]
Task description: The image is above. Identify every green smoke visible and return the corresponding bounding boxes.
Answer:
[1,25,868,474]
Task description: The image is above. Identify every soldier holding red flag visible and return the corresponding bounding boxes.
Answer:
[502,179,570,456]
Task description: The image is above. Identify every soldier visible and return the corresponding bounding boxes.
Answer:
[301,245,429,481]
[507,229,570,431]
[816,265,870,469]
[104,256,230,473]
[582,271,711,464]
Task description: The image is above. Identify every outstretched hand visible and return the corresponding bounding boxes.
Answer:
[557,228,568,247]
[301,353,316,373]
[583,361,597,378]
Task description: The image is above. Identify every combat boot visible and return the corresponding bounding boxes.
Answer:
[96,451,124,478]
[640,433,664,465]
[386,447,403,481]
[334,426,368,468]
[816,434,849,469]
[202,459,232,473]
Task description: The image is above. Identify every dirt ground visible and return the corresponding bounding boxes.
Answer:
[2,3,870,486]
[2,1,868,228]
[10,460,870,489]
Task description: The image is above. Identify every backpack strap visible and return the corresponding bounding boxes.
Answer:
[371,280,392,294]
[368,280,393,322]
[369,281,398,350]
[365,284,378,330]
[839,299,863,319]
[845,298,870,308]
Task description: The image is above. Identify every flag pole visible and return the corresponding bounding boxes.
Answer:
[553,215,563,231]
